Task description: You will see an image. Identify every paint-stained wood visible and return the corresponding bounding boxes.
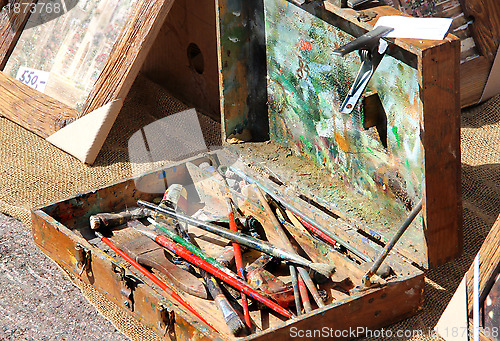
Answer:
[216,0,269,141]
[81,0,176,117]
[258,0,462,268]
[0,0,36,68]
[420,37,463,266]
[0,71,77,138]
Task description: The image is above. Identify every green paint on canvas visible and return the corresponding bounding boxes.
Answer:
[264,0,423,210]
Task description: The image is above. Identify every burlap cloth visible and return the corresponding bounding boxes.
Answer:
[1,74,499,340]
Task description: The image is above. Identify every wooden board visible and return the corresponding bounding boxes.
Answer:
[0,71,77,138]
[216,0,269,142]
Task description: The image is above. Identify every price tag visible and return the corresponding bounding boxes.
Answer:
[15,67,50,92]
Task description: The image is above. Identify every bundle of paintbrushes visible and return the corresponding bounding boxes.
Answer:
[89,159,419,337]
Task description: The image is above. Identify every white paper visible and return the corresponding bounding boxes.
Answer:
[374,16,453,40]
[15,66,50,92]
[434,276,468,341]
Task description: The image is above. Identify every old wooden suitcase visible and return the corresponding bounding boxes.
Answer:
[31,0,462,339]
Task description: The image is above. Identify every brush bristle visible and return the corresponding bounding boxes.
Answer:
[310,263,336,277]
[226,313,246,336]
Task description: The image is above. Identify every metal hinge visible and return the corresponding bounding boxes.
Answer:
[332,25,393,114]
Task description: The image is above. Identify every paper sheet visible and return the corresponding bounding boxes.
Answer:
[374,16,453,40]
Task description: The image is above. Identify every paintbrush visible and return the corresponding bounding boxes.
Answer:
[94,231,217,333]
[203,271,246,336]
[225,195,251,329]
[134,223,293,318]
[250,185,327,308]
[157,184,246,335]
[228,166,370,262]
[150,217,293,308]
[298,275,312,313]
[290,265,302,315]
[137,200,335,277]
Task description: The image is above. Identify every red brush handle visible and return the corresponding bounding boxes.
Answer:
[99,235,217,332]
[155,234,292,318]
[294,213,337,246]
[297,275,312,313]
[228,210,252,328]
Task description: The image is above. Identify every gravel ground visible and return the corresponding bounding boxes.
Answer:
[0,213,130,341]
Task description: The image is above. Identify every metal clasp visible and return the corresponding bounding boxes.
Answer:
[157,305,175,335]
[111,262,142,311]
[74,244,91,276]
[332,26,393,114]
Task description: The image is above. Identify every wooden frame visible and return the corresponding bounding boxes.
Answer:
[466,215,500,335]
[0,0,175,138]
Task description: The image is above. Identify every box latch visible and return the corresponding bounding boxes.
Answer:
[157,305,175,336]
[74,244,91,276]
[111,262,141,311]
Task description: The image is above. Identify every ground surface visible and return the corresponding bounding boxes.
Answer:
[0,212,129,341]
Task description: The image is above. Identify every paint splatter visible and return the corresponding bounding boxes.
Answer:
[297,39,313,51]
[392,126,401,148]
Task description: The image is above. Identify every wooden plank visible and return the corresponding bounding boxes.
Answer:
[0,71,77,138]
[216,0,269,141]
[0,0,36,68]
[251,274,424,341]
[81,0,176,117]
[460,56,492,107]
[420,37,463,267]
[459,0,500,62]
